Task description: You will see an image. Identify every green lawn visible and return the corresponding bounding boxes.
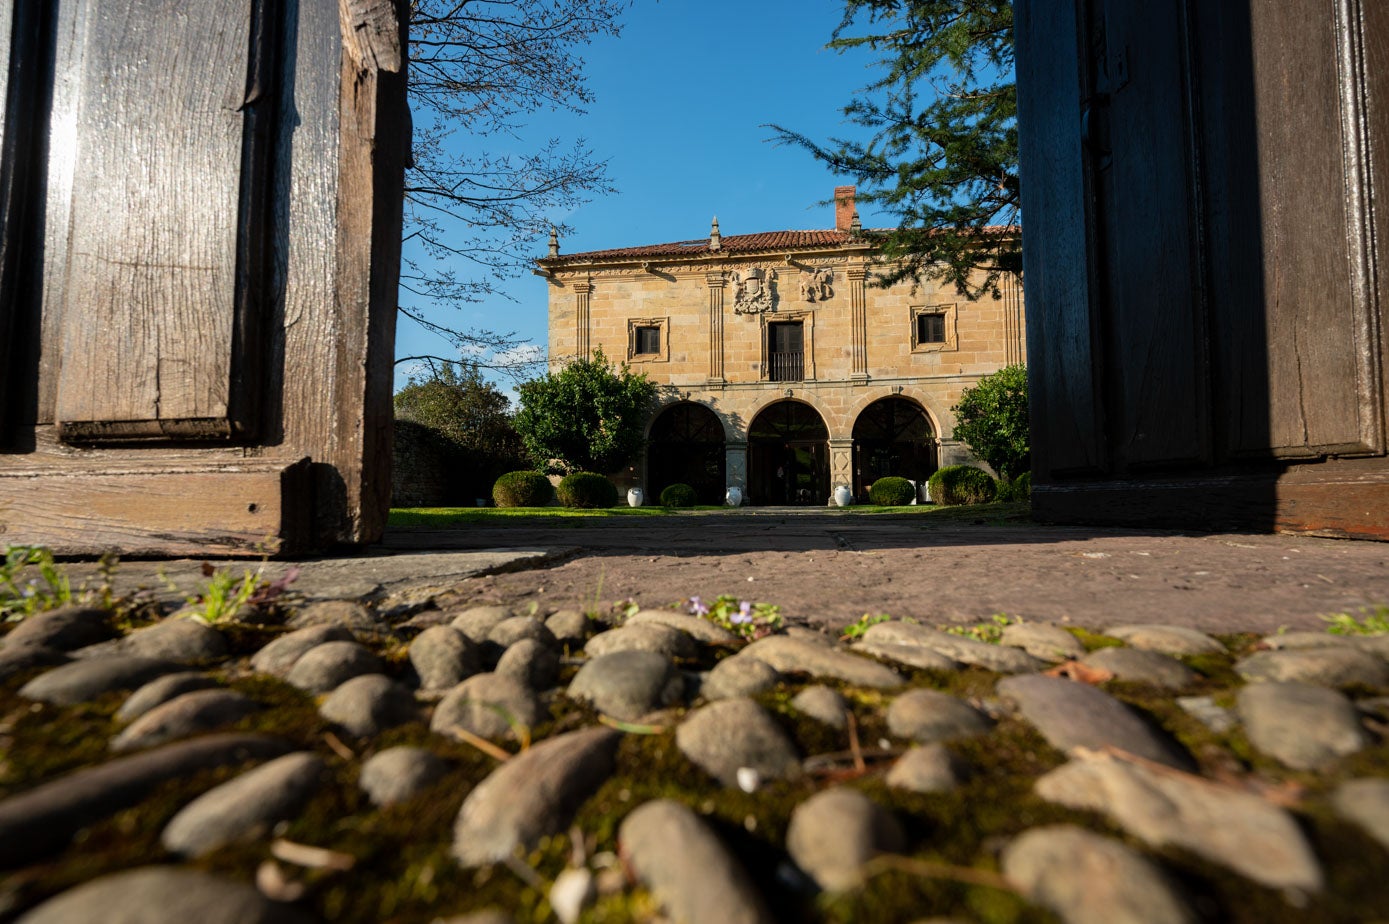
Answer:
[387,501,1031,528]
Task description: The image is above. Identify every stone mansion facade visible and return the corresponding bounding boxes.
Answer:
[537,188,1025,505]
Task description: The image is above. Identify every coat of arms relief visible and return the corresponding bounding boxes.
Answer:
[731,267,776,314]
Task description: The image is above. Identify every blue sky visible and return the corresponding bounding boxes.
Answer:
[394,0,897,392]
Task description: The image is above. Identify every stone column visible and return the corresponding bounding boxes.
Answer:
[828,438,854,493]
[706,272,725,382]
[848,264,868,379]
[573,278,593,358]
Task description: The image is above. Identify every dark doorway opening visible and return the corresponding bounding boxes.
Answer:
[748,400,829,505]
[646,402,726,505]
[852,398,937,501]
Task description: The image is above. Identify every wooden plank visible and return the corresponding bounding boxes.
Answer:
[1014,0,1106,478]
[1368,0,1389,429]
[53,0,254,438]
[1031,457,1389,541]
[0,459,313,556]
[1096,0,1208,468]
[0,0,17,439]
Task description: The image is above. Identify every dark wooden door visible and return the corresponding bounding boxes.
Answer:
[0,0,409,554]
[1016,0,1389,539]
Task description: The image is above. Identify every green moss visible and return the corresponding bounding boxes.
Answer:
[1063,627,1123,651]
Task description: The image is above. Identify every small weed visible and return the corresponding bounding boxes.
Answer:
[1321,605,1389,636]
[685,594,782,640]
[840,613,892,641]
[183,562,300,624]
[942,613,1019,644]
[1,544,121,621]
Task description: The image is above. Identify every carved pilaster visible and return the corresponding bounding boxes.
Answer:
[706,272,726,382]
[828,438,854,490]
[848,264,868,379]
[573,278,593,358]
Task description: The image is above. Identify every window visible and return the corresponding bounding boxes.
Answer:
[626,318,668,362]
[767,321,804,381]
[910,304,957,352]
[634,325,661,355]
[916,312,946,344]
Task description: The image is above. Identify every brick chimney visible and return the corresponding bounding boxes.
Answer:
[834,185,857,231]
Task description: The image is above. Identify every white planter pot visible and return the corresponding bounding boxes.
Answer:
[833,485,853,507]
[725,486,743,507]
[627,488,643,508]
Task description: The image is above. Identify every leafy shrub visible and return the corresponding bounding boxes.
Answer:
[951,364,1030,481]
[660,483,698,508]
[868,476,916,506]
[492,471,554,507]
[996,471,1032,502]
[557,472,618,508]
[927,465,998,506]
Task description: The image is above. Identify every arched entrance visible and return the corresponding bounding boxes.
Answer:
[748,401,829,505]
[646,402,726,505]
[852,398,938,500]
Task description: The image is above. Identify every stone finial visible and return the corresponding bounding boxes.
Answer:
[710,217,721,252]
[849,210,862,237]
[547,226,559,258]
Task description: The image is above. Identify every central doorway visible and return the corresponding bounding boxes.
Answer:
[646,402,726,505]
[852,397,938,500]
[747,401,829,505]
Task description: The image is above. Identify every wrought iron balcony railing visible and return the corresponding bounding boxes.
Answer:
[767,351,804,382]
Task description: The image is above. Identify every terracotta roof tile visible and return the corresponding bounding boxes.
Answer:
[546,229,860,262]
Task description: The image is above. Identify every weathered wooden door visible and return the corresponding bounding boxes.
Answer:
[1016,0,1389,539]
[0,0,408,554]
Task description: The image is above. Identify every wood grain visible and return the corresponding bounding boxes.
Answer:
[54,0,253,436]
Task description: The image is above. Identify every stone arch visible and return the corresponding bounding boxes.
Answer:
[646,402,726,505]
[746,400,830,505]
[851,396,939,500]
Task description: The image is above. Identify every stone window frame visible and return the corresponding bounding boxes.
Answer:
[760,309,816,381]
[910,303,958,353]
[627,317,669,363]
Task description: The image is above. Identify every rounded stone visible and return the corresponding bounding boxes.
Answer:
[701,655,780,700]
[80,618,228,664]
[117,672,219,722]
[19,656,181,705]
[359,746,448,806]
[1237,681,1369,770]
[4,605,113,651]
[625,609,738,645]
[285,640,384,694]
[0,645,70,683]
[431,671,542,741]
[449,605,513,642]
[786,787,904,891]
[15,866,314,924]
[1002,825,1193,924]
[495,637,560,690]
[1103,624,1226,656]
[1332,778,1389,852]
[999,623,1087,662]
[409,625,482,691]
[886,743,964,793]
[544,609,591,647]
[567,649,684,721]
[585,623,699,660]
[886,688,991,744]
[743,634,904,688]
[320,674,418,737]
[489,616,559,650]
[790,685,849,730]
[161,752,326,857]
[1235,648,1389,688]
[111,689,258,752]
[1081,647,1198,690]
[250,624,355,676]
[858,621,1043,674]
[675,697,801,787]
[288,599,386,637]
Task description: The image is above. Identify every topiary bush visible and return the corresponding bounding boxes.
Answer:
[557,472,619,508]
[659,483,698,508]
[997,471,1033,502]
[868,476,917,506]
[927,465,998,506]
[492,470,554,508]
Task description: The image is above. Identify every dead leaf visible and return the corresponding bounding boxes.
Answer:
[1044,660,1114,685]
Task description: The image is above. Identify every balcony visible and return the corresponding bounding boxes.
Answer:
[767,350,804,382]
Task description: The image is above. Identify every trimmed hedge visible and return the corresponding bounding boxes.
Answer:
[927,465,998,506]
[659,483,698,508]
[997,471,1033,502]
[868,476,917,506]
[557,472,619,508]
[492,471,554,507]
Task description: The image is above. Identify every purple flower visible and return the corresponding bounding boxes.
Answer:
[688,595,709,616]
[730,600,754,625]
